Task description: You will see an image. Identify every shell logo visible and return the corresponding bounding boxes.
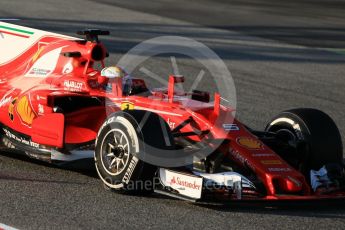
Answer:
[16,96,37,125]
[237,137,263,150]
[261,160,282,165]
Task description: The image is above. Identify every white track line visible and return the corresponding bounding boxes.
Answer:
[0,223,19,230]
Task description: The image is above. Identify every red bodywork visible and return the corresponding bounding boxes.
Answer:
[0,23,344,202]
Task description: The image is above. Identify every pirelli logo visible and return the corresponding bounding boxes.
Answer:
[122,157,139,184]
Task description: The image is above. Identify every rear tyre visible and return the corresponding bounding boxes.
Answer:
[95,110,174,194]
[265,108,343,174]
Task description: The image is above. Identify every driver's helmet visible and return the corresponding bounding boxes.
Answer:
[101,66,127,79]
[100,66,132,94]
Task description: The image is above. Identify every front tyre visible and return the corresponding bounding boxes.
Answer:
[95,110,173,194]
[265,108,343,174]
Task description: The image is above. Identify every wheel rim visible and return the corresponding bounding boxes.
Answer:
[100,129,131,176]
[276,128,299,146]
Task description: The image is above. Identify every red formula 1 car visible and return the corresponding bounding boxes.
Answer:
[0,22,344,204]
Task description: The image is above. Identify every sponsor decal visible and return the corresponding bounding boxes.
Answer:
[63,80,83,92]
[230,149,255,172]
[8,97,17,121]
[170,176,202,190]
[252,153,275,157]
[261,160,282,165]
[0,89,16,108]
[38,104,44,114]
[122,157,139,184]
[36,95,46,100]
[28,68,51,76]
[3,128,39,148]
[160,168,203,199]
[0,96,12,108]
[16,96,37,126]
[121,101,134,110]
[25,47,62,77]
[0,24,34,39]
[62,62,73,74]
[223,123,239,131]
[237,137,263,150]
[167,118,175,129]
[268,167,292,172]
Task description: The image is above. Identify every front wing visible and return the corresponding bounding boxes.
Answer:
[154,168,345,204]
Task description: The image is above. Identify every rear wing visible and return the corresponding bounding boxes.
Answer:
[0,22,79,66]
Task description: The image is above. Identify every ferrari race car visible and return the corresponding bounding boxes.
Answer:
[0,22,344,204]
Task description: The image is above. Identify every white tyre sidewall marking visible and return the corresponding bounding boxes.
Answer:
[95,115,140,189]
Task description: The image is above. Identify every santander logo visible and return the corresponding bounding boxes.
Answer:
[170,176,201,190]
